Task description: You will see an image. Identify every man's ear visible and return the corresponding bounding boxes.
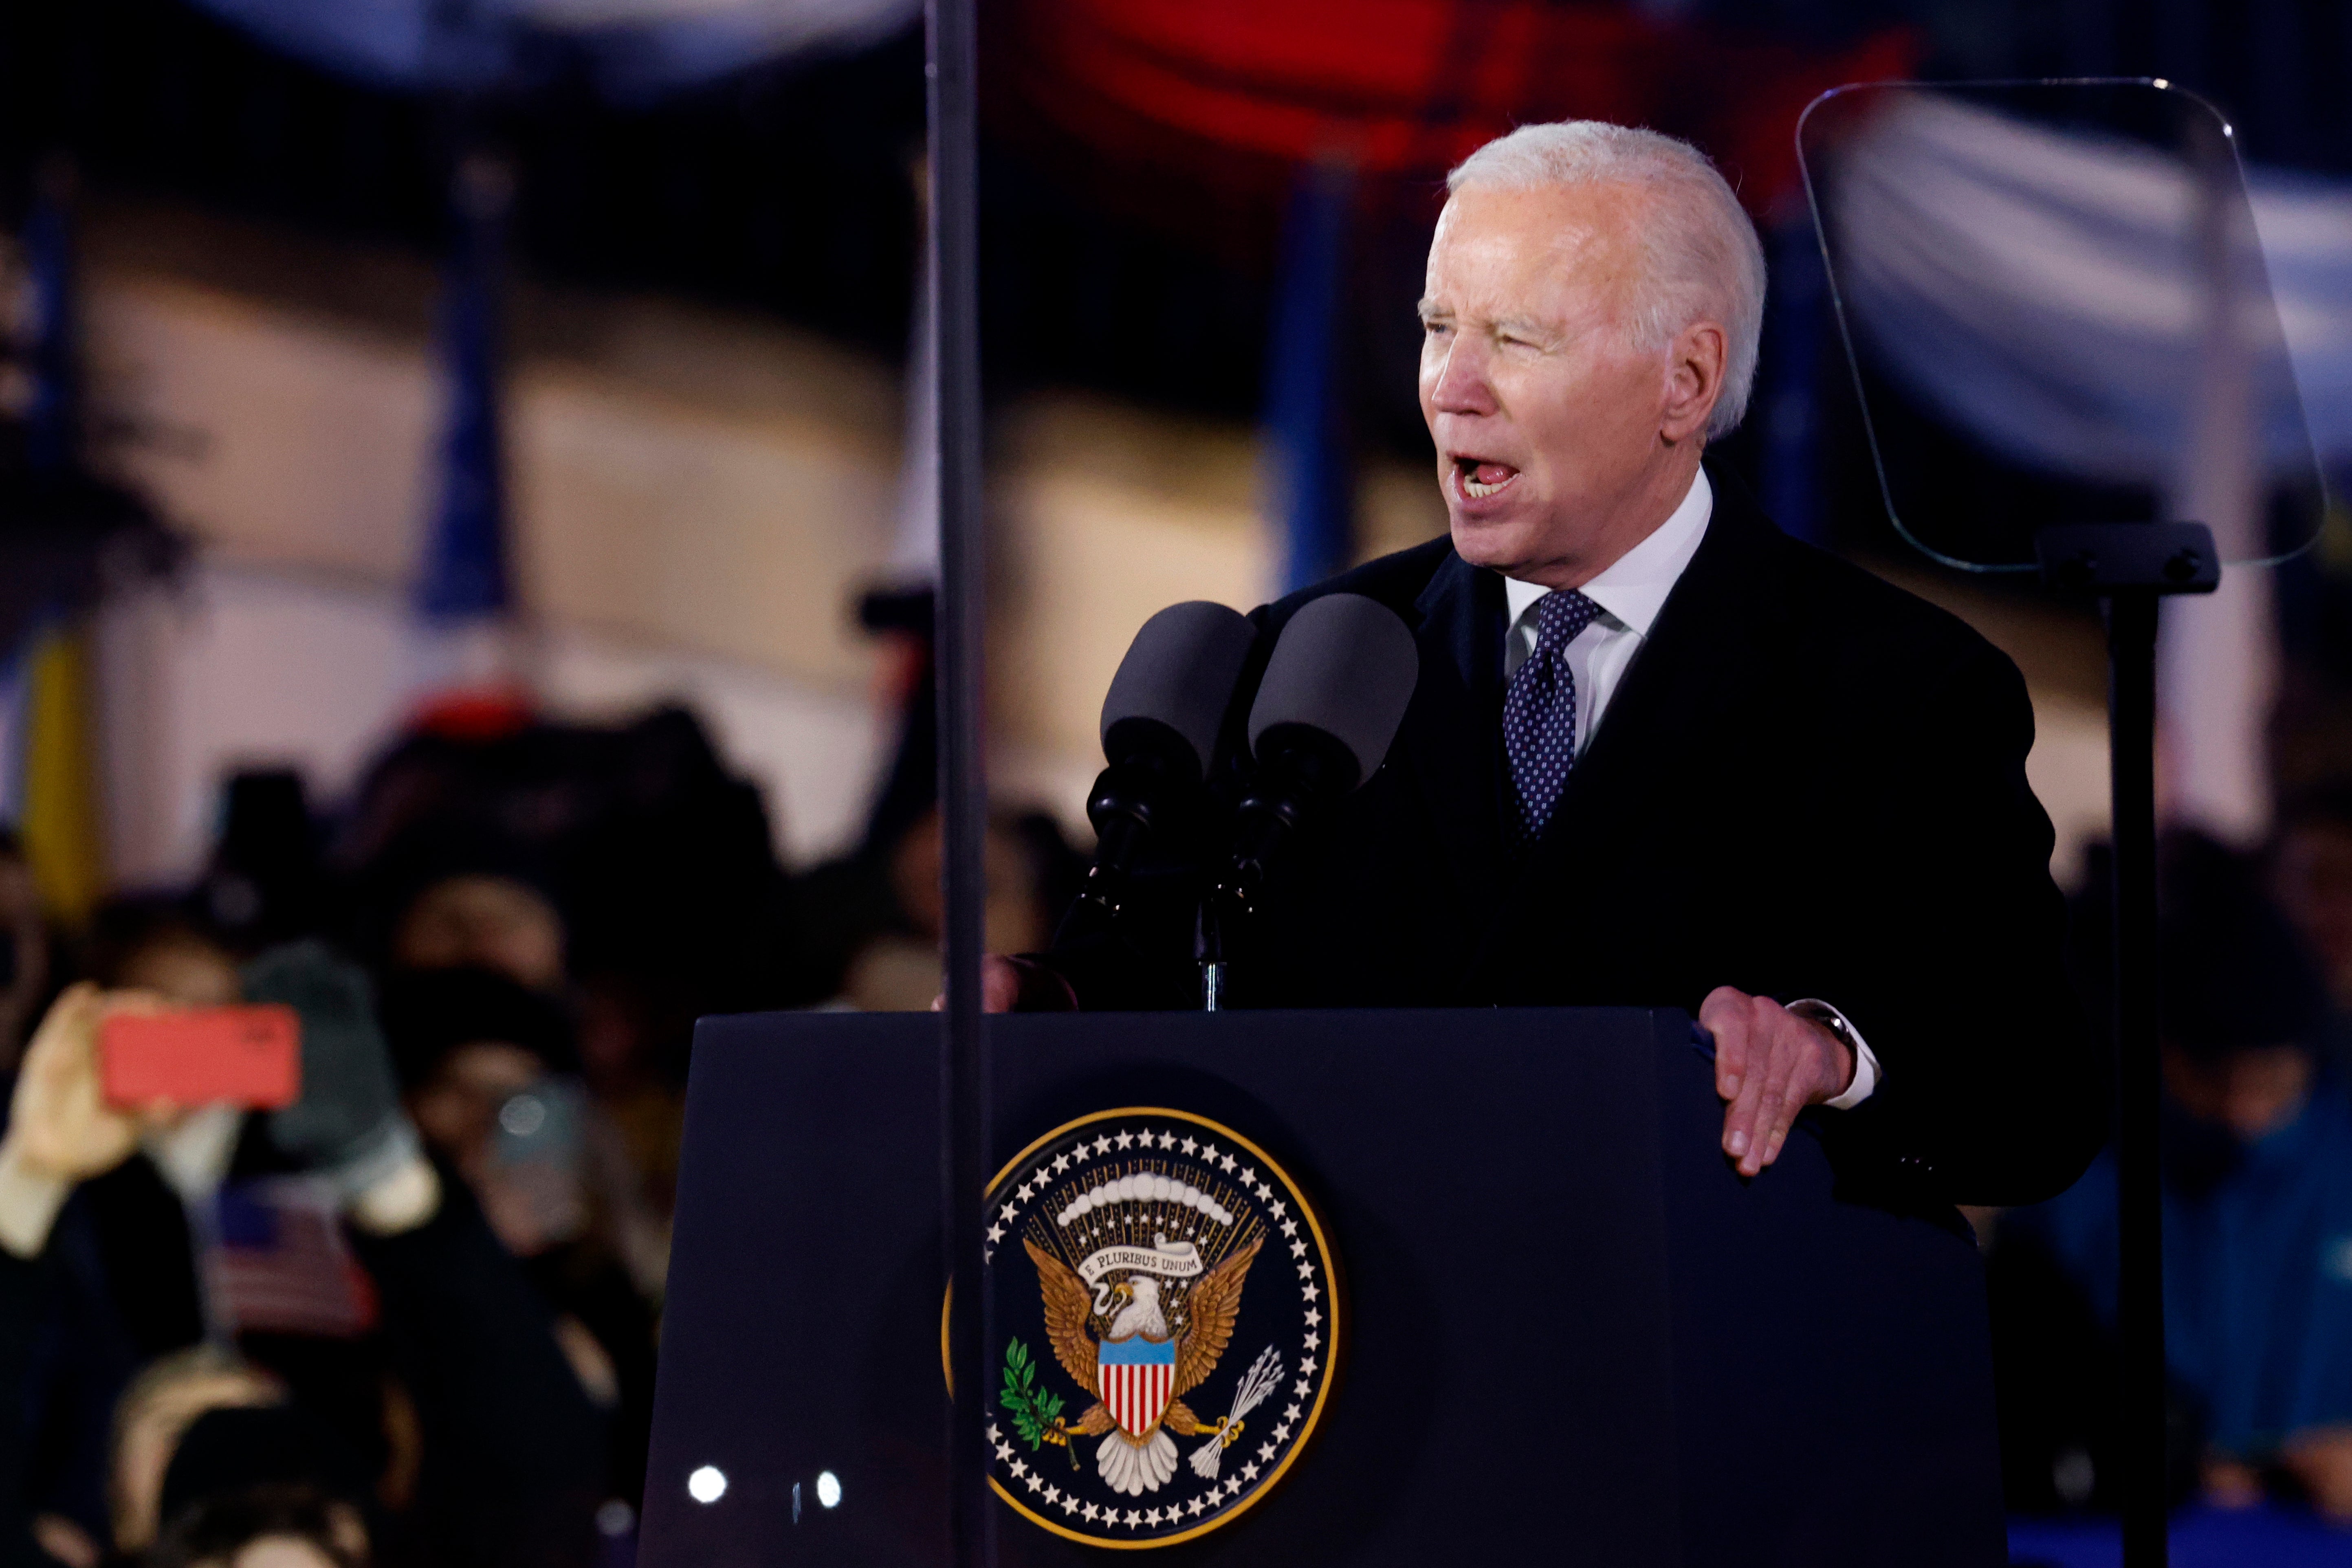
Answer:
[1659,319,1727,445]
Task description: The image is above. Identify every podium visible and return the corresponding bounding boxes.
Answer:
[638,1007,2005,1566]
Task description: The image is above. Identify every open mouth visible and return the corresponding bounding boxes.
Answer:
[1451,455,1520,501]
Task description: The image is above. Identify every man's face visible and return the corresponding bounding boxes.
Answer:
[395,874,565,991]
[1417,181,1687,582]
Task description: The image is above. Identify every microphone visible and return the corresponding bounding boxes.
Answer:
[1233,593,1419,881]
[1079,601,1257,918]
[1197,594,1417,1006]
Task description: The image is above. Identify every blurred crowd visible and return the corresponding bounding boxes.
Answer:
[1989,785,2352,1528]
[21,589,2352,1564]
[0,612,1085,1568]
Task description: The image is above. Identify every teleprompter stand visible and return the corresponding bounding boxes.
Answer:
[2037,520,2221,1568]
[1796,73,2306,1567]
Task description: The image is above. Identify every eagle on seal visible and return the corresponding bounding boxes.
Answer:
[1023,1234,1264,1495]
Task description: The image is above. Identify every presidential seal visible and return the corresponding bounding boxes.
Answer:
[979,1107,1338,1548]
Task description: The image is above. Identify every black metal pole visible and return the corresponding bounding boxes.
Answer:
[2106,590,2165,1568]
[926,0,989,1563]
[2037,523,2213,1566]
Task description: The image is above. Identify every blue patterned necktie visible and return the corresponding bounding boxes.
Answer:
[1503,589,1602,847]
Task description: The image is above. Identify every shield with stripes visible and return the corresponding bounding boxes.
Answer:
[1096,1333,1177,1438]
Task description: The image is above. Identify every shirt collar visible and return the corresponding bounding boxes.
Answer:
[1502,466,1713,639]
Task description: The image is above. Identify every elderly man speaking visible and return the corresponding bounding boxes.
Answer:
[1006,121,2103,1211]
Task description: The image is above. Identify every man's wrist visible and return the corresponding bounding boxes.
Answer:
[1787,999,1879,1110]
[0,1139,72,1260]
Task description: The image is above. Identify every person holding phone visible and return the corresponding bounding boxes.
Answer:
[0,954,608,1568]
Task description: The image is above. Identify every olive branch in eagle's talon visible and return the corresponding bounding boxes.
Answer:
[999,1338,1079,1469]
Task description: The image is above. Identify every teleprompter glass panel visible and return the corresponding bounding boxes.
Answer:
[1797,78,2326,571]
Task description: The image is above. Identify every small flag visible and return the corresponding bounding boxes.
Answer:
[207,1178,379,1341]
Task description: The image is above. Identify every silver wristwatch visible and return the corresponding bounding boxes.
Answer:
[1787,998,1861,1070]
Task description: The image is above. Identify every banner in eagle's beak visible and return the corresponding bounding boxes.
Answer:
[1098,1334,1177,1438]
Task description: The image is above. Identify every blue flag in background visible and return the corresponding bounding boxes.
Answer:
[1264,158,1355,594]
[415,157,514,626]
[1758,219,1828,548]
[23,170,79,476]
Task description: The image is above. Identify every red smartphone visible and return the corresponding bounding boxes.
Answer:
[99,1006,303,1109]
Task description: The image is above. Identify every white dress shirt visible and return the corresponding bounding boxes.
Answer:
[1498,468,1881,1111]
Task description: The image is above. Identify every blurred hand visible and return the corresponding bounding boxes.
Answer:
[933,955,1075,1014]
[244,941,406,1176]
[1701,986,1854,1178]
[0,983,173,1186]
[2283,1426,2352,1521]
[244,942,437,1229]
[2202,1455,2263,1511]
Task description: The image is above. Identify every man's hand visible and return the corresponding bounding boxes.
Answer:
[934,955,1079,1014]
[1700,986,1855,1177]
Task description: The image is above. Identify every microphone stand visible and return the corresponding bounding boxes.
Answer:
[1195,876,1248,1012]
[2035,521,2217,1568]
[1194,736,1354,1011]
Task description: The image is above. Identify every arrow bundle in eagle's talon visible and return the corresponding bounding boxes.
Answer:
[1189,1345,1284,1480]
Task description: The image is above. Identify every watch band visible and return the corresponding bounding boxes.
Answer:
[1787,998,1855,1049]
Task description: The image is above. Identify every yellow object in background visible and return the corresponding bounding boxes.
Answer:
[18,622,105,927]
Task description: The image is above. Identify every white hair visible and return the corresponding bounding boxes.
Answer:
[1446,121,1767,439]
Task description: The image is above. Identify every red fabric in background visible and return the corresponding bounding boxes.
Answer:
[409,687,536,743]
[991,0,1916,243]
